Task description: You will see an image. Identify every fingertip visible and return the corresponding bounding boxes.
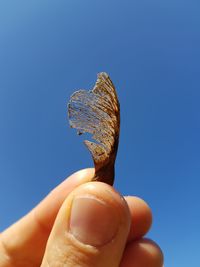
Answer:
[71,168,95,181]
[67,181,131,242]
[42,182,131,267]
[120,238,164,267]
[141,239,164,265]
[125,196,152,240]
[61,168,95,185]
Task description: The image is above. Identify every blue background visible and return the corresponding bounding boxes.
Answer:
[0,1,200,266]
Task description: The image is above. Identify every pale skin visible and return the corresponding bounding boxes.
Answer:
[0,169,163,267]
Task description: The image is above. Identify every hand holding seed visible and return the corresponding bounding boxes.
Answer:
[0,75,163,267]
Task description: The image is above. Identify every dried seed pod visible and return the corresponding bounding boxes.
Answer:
[68,72,120,185]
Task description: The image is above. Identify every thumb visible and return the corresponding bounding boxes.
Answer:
[41,182,131,267]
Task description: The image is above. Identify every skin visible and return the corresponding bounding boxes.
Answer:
[0,169,163,267]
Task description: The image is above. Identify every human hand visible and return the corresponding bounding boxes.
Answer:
[0,169,163,267]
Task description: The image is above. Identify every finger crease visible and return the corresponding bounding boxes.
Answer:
[32,208,52,235]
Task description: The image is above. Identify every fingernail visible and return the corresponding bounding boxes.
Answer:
[69,195,119,246]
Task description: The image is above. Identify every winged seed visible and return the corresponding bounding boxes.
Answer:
[68,72,120,185]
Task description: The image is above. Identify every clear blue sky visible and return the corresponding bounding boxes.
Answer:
[0,1,199,266]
